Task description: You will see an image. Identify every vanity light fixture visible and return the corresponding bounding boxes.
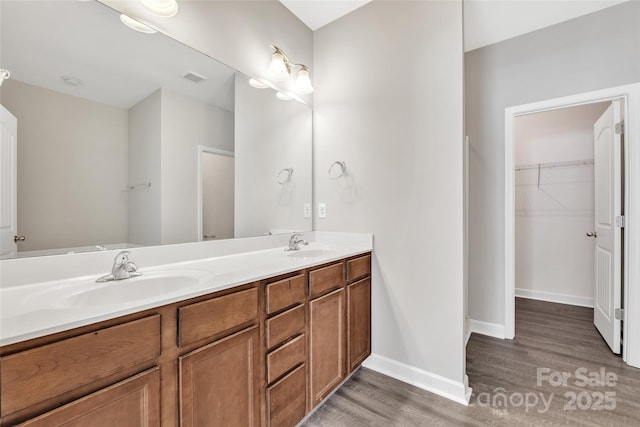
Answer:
[120,14,157,33]
[140,0,179,18]
[268,45,314,94]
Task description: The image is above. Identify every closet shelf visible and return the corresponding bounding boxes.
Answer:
[515,159,594,171]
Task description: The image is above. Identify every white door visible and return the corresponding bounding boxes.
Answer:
[0,105,18,258]
[199,150,234,241]
[593,100,622,354]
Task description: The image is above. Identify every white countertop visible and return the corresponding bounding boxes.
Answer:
[0,236,372,347]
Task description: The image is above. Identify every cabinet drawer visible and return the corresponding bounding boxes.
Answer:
[266,274,306,314]
[178,287,257,347]
[267,334,305,384]
[266,305,305,350]
[1,315,160,417]
[17,368,160,427]
[267,364,306,427]
[347,254,371,283]
[309,262,344,298]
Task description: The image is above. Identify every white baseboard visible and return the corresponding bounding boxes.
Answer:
[515,288,594,308]
[363,353,472,405]
[465,325,472,346]
[469,319,506,339]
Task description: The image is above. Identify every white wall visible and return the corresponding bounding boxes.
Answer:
[465,1,640,326]
[514,103,609,306]
[314,1,468,401]
[234,74,312,238]
[128,89,162,246]
[0,79,129,252]
[160,88,234,244]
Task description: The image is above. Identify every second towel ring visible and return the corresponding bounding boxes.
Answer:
[277,168,294,184]
[328,161,346,179]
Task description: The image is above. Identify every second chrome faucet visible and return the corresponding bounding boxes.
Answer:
[285,233,308,251]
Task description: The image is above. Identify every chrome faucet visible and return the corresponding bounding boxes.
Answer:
[285,233,308,251]
[96,251,142,283]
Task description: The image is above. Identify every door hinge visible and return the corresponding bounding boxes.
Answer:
[615,121,624,135]
[615,215,625,228]
[615,308,625,321]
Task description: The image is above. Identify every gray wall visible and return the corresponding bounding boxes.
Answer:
[314,0,466,391]
[234,74,312,237]
[128,89,162,246]
[466,1,640,325]
[1,79,129,252]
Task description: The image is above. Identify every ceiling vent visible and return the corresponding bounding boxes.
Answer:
[183,72,207,83]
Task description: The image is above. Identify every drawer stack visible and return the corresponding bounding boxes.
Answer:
[264,274,307,427]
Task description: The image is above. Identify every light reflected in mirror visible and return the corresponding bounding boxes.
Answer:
[0,0,312,259]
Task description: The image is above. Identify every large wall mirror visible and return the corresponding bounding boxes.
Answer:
[0,0,312,259]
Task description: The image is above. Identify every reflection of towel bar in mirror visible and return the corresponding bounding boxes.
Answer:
[126,182,151,191]
[277,168,294,184]
[328,161,346,179]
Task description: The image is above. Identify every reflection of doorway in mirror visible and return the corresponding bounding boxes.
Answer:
[198,147,234,241]
[0,105,18,258]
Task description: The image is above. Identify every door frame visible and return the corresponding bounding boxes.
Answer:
[196,145,235,242]
[504,83,640,368]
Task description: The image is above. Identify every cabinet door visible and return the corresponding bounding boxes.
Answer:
[347,278,371,371]
[18,368,160,427]
[179,327,260,427]
[309,288,346,407]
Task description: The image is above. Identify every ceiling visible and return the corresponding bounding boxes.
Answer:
[279,0,629,51]
[1,0,236,111]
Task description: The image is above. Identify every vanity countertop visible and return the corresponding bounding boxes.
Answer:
[0,240,372,347]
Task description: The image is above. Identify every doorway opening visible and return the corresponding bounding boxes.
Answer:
[504,83,640,368]
[197,146,235,242]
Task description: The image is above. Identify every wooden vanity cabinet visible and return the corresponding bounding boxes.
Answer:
[16,368,160,427]
[0,252,372,427]
[263,273,307,427]
[346,254,372,372]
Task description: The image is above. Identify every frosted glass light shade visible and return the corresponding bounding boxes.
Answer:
[269,52,290,80]
[140,0,179,17]
[295,67,314,94]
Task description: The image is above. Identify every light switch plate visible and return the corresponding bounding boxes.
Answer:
[318,203,327,218]
[304,203,311,218]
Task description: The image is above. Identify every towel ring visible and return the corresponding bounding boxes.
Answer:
[328,161,346,179]
[277,168,294,184]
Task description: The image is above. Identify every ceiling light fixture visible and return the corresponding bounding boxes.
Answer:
[120,14,157,33]
[276,92,293,101]
[268,45,314,94]
[139,0,179,18]
[249,78,269,89]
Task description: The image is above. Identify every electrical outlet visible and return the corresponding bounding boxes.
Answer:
[303,203,311,218]
[318,203,327,218]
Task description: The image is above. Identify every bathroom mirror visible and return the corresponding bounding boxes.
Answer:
[0,0,312,259]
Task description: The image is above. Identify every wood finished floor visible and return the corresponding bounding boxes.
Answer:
[301,298,640,426]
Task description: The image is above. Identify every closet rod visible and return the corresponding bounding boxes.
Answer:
[515,158,594,171]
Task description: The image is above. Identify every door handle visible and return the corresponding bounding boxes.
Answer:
[14,235,25,242]
[586,232,597,238]
[203,234,216,240]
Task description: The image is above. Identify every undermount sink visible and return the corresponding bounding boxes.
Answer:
[57,270,213,308]
[287,249,336,259]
